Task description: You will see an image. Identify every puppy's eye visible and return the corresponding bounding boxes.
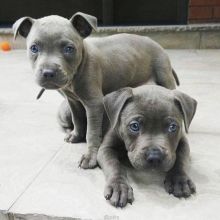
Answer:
[64,46,75,54]
[168,123,178,133]
[30,44,39,54]
[129,120,140,133]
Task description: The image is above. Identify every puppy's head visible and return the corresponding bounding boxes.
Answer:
[13,12,97,90]
[104,85,197,172]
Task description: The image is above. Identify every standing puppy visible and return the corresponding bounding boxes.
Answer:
[13,12,179,169]
[97,85,197,207]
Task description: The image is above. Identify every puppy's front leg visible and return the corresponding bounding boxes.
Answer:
[97,130,134,207]
[164,135,196,198]
[79,99,104,169]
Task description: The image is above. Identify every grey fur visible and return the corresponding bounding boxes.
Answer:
[97,85,197,207]
[13,12,179,169]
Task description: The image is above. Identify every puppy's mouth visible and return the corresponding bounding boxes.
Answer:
[40,82,62,90]
[128,154,173,172]
[132,162,169,172]
[35,68,71,90]
[145,159,174,172]
[37,77,69,90]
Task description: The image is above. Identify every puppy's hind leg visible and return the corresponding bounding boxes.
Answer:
[153,53,179,89]
[58,99,87,143]
[57,100,74,133]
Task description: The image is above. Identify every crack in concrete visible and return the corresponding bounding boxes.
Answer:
[6,144,66,214]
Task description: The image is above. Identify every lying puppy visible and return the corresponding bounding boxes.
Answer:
[97,85,197,207]
[13,12,179,169]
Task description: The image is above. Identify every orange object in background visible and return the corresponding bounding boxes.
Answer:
[0,41,11,51]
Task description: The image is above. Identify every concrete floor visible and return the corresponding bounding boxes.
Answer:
[0,50,220,220]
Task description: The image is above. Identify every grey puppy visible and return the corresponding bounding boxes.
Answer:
[97,85,197,207]
[13,12,179,169]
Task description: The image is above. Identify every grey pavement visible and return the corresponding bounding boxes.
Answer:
[0,49,220,220]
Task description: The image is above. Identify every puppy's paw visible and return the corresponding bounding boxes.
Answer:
[78,152,98,169]
[104,179,134,208]
[164,173,196,198]
[64,131,85,143]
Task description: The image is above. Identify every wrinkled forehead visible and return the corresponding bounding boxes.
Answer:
[27,16,80,43]
[121,94,180,122]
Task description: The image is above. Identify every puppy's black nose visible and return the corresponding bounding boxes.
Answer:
[146,147,164,167]
[42,69,56,78]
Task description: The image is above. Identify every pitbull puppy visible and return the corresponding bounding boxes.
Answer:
[97,85,197,207]
[13,12,179,169]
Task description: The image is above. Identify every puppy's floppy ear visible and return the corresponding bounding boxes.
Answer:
[70,12,97,38]
[173,90,197,133]
[13,17,35,40]
[103,88,133,129]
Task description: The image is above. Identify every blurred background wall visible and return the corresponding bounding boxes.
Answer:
[0,0,189,26]
[1,0,220,27]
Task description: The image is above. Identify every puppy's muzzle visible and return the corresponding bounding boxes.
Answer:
[146,146,165,167]
[37,67,67,89]
[42,69,57,79]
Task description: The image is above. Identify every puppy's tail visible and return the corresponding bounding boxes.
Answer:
[172,68,180,86]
